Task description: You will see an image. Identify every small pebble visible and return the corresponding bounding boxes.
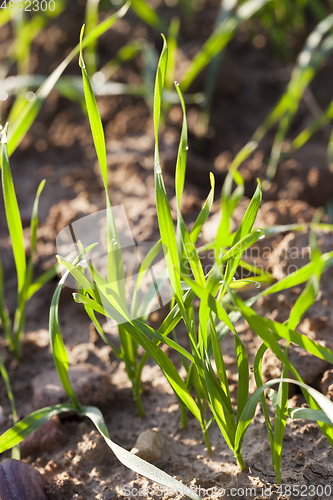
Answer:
[131,428,164,464]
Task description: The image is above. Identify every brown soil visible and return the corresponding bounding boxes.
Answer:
[1,1,333,499]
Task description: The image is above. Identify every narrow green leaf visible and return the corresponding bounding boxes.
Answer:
[81,406,201,500]
[288,407,332,426]
[0,404,76,453]
[1,125,26,294]
[235,378,333,455]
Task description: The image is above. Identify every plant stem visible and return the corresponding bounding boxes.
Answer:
[235,451,246,471]
[274,465,282,485]
[202,425,212,455]
[132,381,145,418]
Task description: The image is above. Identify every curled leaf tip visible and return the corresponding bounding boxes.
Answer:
[79,25,86,69]
[1,123,9,144]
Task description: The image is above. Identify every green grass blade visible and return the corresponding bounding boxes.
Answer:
[12,179,46,355]
[235,378,333,457]
[0,254,13,347]
[253,343,274,450]
[172,84,206,292]
[81,406,201,500]
[254,14,333,144]
[0,404,77,453]
[259,250,333,297]
[154,37,184,305]
[79,27,126,300]
[221,180,262,291]
[49,279,82,411]
[79,29,108,193]
[288,407,332,425]
[84,0,101,75]
[272,350,288,483]
[73,292,195,364]
[190,173,215,243]
[131,0,166,31]
[1,125,26,294]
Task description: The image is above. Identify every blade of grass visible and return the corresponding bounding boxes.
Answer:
[49,245,97,411]
[80,406,202,500]
[1,124,26,295]
[234,378,333,458]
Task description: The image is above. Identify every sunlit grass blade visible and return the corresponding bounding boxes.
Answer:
[80,406,201,500]
[49,245,97,411]
[0,254,13,347]
[259,249,333,297]
[199,0,237,136]
[1,124,26,295]
[214,142,255,258]
[26,265,59,301]
[174,83,205,286]
[0,404,77,453]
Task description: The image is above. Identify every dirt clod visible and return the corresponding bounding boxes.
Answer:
[131,428,165,464]
[21,416,68,457]
[32,364,113,409]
